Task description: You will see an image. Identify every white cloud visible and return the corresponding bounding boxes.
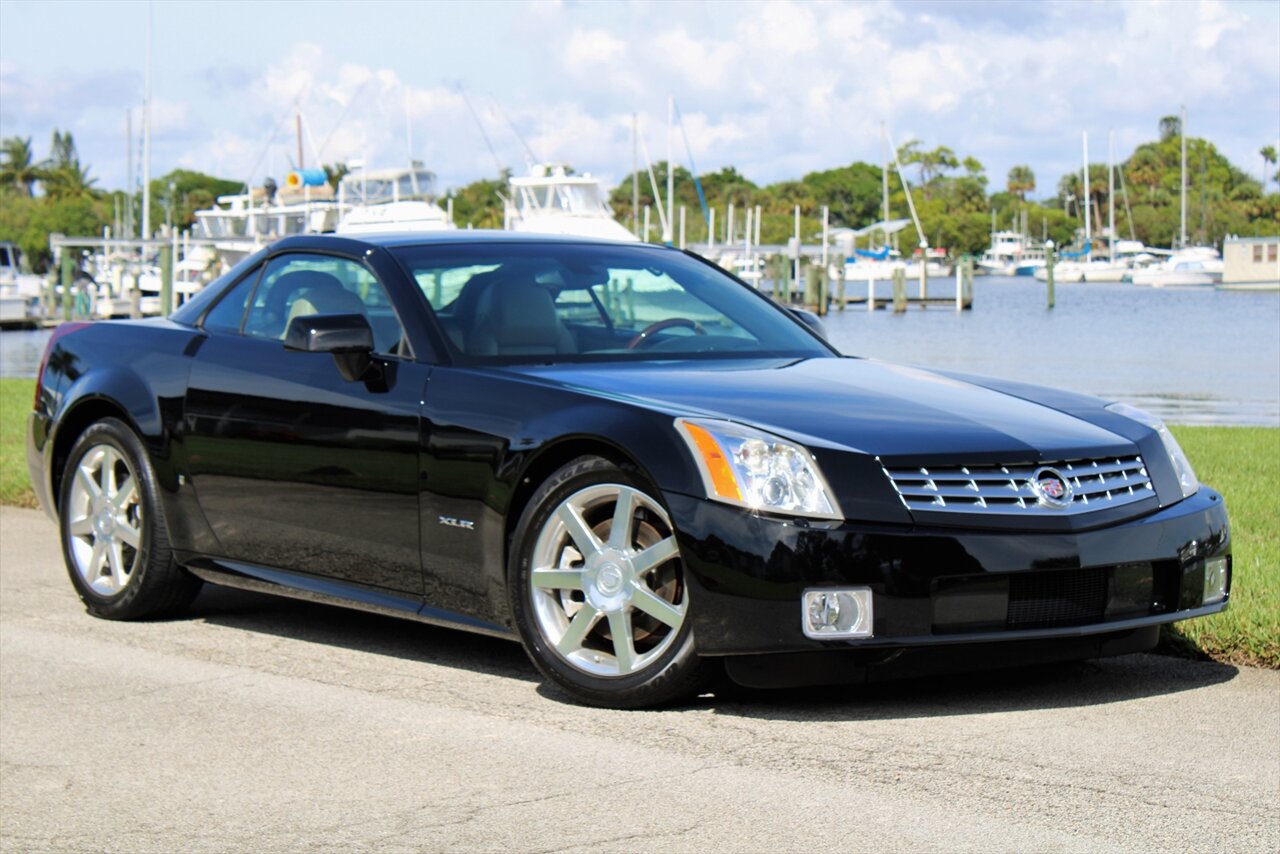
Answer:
[652,28,741,92]
[1,0,1275,201]
[563,27,628,74]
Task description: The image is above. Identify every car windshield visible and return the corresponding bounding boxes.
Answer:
[390,242,832,364]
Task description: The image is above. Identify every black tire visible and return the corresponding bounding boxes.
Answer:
[58,418,201,620]
[508,455,711,709]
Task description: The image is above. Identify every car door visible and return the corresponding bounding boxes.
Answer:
[183,250,429,595]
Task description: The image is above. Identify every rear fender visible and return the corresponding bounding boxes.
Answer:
[49,352,218,556]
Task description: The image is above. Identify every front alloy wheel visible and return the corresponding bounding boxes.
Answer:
[510,457,708,708]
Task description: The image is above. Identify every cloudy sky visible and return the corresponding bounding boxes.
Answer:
[1,0,1278,200]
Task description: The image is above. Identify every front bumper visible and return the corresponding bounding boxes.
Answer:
[669,487,1230,662]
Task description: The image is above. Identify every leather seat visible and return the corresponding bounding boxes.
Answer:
[467,279,575,356]
[285,281,366,328]
[251,270,358,339]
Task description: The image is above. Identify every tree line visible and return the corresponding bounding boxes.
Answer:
[3,118,1277,272]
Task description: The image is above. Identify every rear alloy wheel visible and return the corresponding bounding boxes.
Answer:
[66,441,144,596]
[59,418,201,620]
[510,457,708,708]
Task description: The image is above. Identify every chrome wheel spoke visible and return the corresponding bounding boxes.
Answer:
[101,447,118,496]
[607,610,636,673]
[69,516,94,537]
[632,536,679,576]
[556,605,599,655]
[86,539,107,581]
[531,567,583,590]
[558,504,602,558]
[112,476,137,511]
[115,522,141,549]
[75,466,102,502]
[608,488,637,550]
[631,585,685,629]
[107,541,127,588]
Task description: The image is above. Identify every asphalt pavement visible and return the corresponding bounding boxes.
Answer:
[1,505,1277,852]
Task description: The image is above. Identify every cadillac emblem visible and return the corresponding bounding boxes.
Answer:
[1031,467,1073,508]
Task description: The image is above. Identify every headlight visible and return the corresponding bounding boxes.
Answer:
[1106,402,1199,499]
[676,418,843,519]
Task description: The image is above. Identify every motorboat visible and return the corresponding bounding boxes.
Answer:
[336,165,454,234]
[0,242,44,326]
[505,164,636,241]
[1125,247,1223,286]
[977,231,1046,276]
[1034,240,1161,283]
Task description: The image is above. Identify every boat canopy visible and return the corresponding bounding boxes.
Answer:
[341,167,438,205]
[853,247,892,260]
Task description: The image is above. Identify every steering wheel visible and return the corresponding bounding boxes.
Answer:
[626,318,706,349]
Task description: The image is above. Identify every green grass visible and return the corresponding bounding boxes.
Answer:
[1166,426,1280,668]
[1,375,1274,666]
[0,379,37,508]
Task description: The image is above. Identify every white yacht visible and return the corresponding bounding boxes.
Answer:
[1034,240,1161,283]
[977,231,1046,276]
[336,165,453,234]
[193,181,338,249]
[1125,247,1224,286]
[193,164,452,255]
[504,164,636,241]
[0,242,44,326]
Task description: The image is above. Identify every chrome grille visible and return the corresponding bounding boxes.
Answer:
[883,456,1153,515]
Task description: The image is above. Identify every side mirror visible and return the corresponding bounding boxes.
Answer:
[788,307,828,341]
[284,313,376,382]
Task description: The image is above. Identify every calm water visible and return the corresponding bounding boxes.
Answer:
[1,277,1277,426]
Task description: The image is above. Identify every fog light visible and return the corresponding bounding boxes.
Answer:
[802,588,873,639]
[1203,556,1229,605]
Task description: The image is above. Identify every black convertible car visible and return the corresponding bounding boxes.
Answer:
[28,232,1230,707]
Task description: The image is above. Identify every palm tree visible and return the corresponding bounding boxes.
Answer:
[41,129,98,199]
[1006,165,1035,201]
[0,136,42,196]
[1159,115,1181,143]
[43,160,98,199]
[1262,145,1277,192]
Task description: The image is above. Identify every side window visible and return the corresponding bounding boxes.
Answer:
[202,270,259,334]
[242,253,407,355]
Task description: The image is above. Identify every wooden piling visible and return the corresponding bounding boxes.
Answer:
[59,248,73,321]
[130,270,141,319]
[1045,242,1056,309]
[834,263,846,311]
[159,242,173,317]
[892,267,907,314]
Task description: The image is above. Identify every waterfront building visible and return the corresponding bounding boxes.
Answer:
[1222,236,1280,286]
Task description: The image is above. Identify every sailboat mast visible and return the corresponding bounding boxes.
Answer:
[141,0,152,239]
[881,121,889,225]
[631,113,639,237]
[125,108,134,238]
[665,96,674,245]
[1082,131,1091,260]
[1179,105,1187,248]
[1108,129,1115,261]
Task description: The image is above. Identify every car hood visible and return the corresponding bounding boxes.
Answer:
[503,357,1133,462]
